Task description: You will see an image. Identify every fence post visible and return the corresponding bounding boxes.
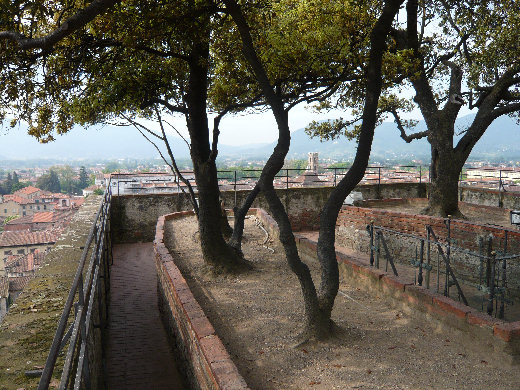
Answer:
[487,251,497,316]
[418,239,424,286]
[334,168,337,187]
[426,226,431,289]
[419,166,422,184]
[444,216,452,297]
[499,231,508,319]
[234,170,237,208]
[369,221,374,267]
[486,236,493,287]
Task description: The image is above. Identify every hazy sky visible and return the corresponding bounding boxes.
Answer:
[160,100,473,147]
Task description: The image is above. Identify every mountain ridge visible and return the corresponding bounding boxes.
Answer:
[0,114,518,162]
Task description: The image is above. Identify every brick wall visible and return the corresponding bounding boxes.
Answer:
[112,183,426,243]
[154,211,249,390]
[254,213,520,364]
[335,199,520,297]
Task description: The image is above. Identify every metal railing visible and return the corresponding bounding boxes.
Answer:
[109,165,426,196]
[367,217,520,320]
[38,182,113,389]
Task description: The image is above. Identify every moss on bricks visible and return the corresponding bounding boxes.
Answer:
[0,196,101,390]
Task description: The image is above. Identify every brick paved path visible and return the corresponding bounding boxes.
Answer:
[105,243,186,389]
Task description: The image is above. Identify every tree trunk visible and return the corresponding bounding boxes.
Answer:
[225,0,404,340]
[315,0,405,328]
[194,160,241,269]
[185,31,242,270]
[426,145,463,217]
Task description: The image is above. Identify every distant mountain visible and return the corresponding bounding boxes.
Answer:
[1,114,519,162]
[0,124,191,160]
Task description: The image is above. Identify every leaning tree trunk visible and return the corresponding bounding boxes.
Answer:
[185,36,242,270]
[315,0,405,329]
[224,0,328,339]
[225,0,404,340]
[426,144,464,217]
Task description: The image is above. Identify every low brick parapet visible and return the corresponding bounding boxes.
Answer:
[256,208,520,364]
[154,211,249,390]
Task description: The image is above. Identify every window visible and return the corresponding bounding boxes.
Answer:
[22,205,26,209]
[44,205,47,210]
[3,209,6,213]
[37,206,40,210]
[4,250,12,255]
[17,249,25,254]
[23,211,26,216]
[35,199,39,203]
[30,248,36,253]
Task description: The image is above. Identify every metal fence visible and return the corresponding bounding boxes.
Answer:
[110,165,426,196]
[38,183,113,389]
[106,165,520,196]
[367,217,520,321]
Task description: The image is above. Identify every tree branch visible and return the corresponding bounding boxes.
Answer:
[155,109,199,216]
[390,109,428,143]
[0,0,121,51]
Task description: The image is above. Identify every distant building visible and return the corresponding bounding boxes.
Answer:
[4,210,75,232]
[0,230,58,262]
[308,152,319,174]
[0,276,9,322]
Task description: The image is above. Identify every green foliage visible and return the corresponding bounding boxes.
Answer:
[282,159,308,174]
[102,162,123,174]
[93,188,104,195]
[36,170,61,193]
[78,166,89,190]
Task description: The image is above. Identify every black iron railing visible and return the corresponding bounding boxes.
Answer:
[367,217,520,320]
[38,182,113,389]
[110,165,427,196]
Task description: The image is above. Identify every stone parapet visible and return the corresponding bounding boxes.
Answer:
[154,211,249,390]
[0,195,103,389]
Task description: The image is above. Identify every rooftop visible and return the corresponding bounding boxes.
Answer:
[0,230,59,247]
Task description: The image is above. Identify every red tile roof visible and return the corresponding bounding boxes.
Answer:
[2,194,33,204]
[0,230,59,247]
[6,210,74,226]
[13,186,40,196]
[5,251,46,273]
[9,275,34,292]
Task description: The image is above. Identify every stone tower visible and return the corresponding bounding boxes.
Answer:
[308,152,319,174]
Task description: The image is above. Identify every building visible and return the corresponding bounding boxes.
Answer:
[3,210,75,232]
[0,230,58,261]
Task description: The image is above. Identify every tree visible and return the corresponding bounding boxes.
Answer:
[78,166,89,190]
[224,0,404,339]
[37,170,61,193]
[1,0,403,341]
[309,0,520,217]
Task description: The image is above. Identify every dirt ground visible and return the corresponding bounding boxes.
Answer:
[366,200,512,228]
[165,216,520,390]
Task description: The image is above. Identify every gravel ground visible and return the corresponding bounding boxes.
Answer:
[165,216,519,390]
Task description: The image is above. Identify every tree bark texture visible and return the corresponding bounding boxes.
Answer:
[185,34,241,269]
[226,0,404,339]
[316,0,405,323]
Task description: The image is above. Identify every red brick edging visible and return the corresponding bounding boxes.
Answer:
[154,210,249,390]
[254,208,520,364]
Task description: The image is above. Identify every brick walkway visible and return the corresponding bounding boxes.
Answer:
[105,242,186,389]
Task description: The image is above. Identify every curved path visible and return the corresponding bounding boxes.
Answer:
[105,243,186,389]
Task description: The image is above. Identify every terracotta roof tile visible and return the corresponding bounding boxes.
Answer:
[3,194,33,204]
[5,251,46,273]
[0,230,59,247]
[9,275,34,292]
[13,186,40,196]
